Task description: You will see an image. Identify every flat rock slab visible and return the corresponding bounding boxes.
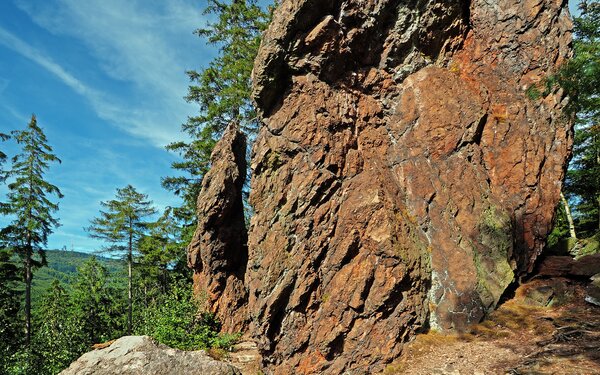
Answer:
[59,336,241,375]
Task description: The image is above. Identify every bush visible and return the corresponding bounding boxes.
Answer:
[136,281,240,351]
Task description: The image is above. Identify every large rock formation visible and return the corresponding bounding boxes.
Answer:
[59,336,240,375]
[187,123,248,332]
[190,0,573,373]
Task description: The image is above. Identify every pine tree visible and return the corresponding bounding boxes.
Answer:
[559,1,600,236]
[32,280,83,374]
[71,257,126,345]
[86,185,156,335]
[0,132,8,166]
[0,248,22,373]
[137,208,188,297]
[0,114,63,348]
[162,0,271,230]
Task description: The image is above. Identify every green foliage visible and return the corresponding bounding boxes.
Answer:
[31,280,84,375]
[0,114,63,347]
[0,132,8,169]
[547,203,571,248]
[86,185,157,259]
[163,0,271,227]
[1,115,63,265]
[544,1,600,242]
[0,249,22,374]
[70,257,126,344]
[136,281,239,351]
[86,184,156,334]
[31,250,123,303]
[561,2,600,236]
[136,208,189,294]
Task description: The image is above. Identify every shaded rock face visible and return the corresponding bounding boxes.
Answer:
[193,0,573,373]
[187,123,248,332]
[59,336,240,375]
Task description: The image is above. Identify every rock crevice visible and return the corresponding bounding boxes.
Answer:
[190,0,573,373]
[187,123,248,333]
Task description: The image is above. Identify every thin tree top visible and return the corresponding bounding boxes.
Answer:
[86,184,157,246]
[0,114,63,262]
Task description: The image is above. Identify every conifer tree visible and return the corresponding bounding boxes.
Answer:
[0,248,21,373]
[0,114,62,347]
[137,208,188,297]
[163,0,271,230]
[33,280,82,374]
[86,185,156,334]
[560,0,600,235]
[0,132,8,166]
[71,257,126,345]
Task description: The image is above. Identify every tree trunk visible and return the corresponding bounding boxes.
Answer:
[561,192,577,239]
[128,238,133,336]
[25,244,32,348]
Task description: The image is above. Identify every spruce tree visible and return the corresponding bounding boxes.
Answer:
[86,185,156,335]
[71,257,125,345]
[0,114,63,347]
[137,208,188,297]
[559,1,600,235]
[0,132,8,166]
[162,0,271,231]
[0,248,21,373]
[33,280,82,374]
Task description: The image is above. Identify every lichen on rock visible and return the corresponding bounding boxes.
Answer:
[191,0,573,373]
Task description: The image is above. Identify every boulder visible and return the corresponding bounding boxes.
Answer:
[192,0,573,372]
[586,274,600,306]
[59,336,240,375]
[536,254,600,278]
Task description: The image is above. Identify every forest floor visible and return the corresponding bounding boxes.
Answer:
[386,277,600,375]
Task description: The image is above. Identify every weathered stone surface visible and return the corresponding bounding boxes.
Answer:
[194,0,573,373]
[536,254,600,278]
[59,336,240,375]
[187,123,248,332]
[586,274,600,306]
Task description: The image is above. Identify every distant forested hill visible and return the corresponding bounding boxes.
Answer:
[31,250,124,303]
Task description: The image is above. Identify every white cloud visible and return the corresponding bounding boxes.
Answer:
[0,77,9,94]
[6,0,209,147]
[0,26,99,98]
[0,100,30,125]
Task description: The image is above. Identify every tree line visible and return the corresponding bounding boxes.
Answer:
[547,1,600,249]
[0,1,271,374]
[0,0,597,374]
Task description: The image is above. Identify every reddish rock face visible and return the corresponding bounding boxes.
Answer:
[187,123,248,333]
[191,0,573,373]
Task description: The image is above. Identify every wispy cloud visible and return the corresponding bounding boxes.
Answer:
[0,77,9,95]
[0,100,29,125]
[0,26,101,98]
[5,0,208,147]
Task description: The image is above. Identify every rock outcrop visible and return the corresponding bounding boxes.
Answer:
[190,0,573,373]
[59,336,240,375]
[187,123,248,332]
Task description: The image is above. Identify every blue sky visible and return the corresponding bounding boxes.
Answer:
[0,0,584,253]
[0,0,213,252]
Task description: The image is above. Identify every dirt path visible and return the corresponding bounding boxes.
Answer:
[385,278,600,375]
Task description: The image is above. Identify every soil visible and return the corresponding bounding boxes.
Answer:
[384,278,600,375]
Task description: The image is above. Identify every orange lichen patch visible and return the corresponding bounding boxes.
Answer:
[447,60,461,74]
[491,104,509,123]
[92,339,116,350]
[297,350,327,375]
